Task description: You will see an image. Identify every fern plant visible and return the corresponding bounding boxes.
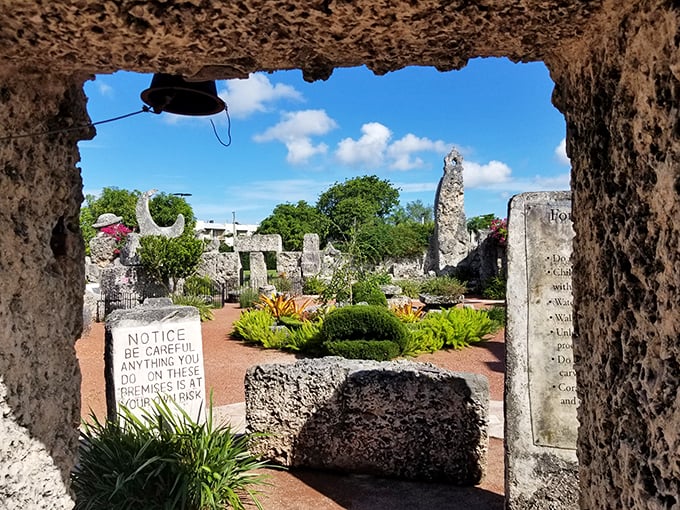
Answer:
[407,307,501,353]
[231,309,288,349]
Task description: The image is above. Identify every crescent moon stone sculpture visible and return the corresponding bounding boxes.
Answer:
[136,189,185,238]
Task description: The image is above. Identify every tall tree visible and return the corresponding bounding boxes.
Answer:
[316,175,399,243]
[80,187,196,249]
[80,187,140,248]
[148,192,196,233]
[137,235,204,291]
[405,200,434,224]
[256,201,329,251]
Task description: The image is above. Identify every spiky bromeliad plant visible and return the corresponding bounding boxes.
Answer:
[72,397,271,510]
[256,293,311,320]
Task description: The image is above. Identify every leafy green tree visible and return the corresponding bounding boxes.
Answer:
[316,175,399,243]
[405,199,434,224]
[137,235,204,291]
[388,221,434,259]
[80,187,140,247]
[466,213,496,233]
[148,192,196,233]
[80,187,196,251]
[257,201,329,251]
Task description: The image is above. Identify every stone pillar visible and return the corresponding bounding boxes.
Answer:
[0,74,92,506]
[249,252,268,289]
[548,4,680,507]
[428,148,468,275]
[301,233,321,277]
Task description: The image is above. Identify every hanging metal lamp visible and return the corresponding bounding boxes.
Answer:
[140,73,226,116]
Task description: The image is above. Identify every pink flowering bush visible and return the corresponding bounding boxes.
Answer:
[100,223,132,254]
[489,218,508,246]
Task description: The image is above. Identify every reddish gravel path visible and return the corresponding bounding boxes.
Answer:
[76,303,506,509]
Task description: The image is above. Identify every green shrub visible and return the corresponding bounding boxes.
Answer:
[323,339,400,361]
[302,276,326,295]
[270,274,292,293]
[171,294,214,322]
[361,269,392,286]
[482,274,507,300]
[321,305,409,353]
[183,274,214,296]
[238,287,259,309]
[410,307,499,350]
[402,325,446,356]
[420,276,467,298]
[231,309,287,348]
[283,319,324,354]
[278,315,305,329]
[486,305,506,328]
[351,280,387,306]
[393,279,421,299]
[72,398,270,510]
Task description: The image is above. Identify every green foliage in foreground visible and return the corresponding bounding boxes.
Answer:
[323,339,400,361]
[403,307,500,356]
[321,305,410,355]
[232,304,503,360]
[171,294,214,322]
[72,398,271,510]
[231,309,323,353]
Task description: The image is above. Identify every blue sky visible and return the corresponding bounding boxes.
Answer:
[79,57,570,226]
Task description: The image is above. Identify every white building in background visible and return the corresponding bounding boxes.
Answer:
[195,220,259,246]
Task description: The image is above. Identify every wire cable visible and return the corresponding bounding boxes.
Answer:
[0,106,152,142]
[210,106,232,147]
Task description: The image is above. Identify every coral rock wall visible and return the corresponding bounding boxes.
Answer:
[0,1,678,507]
[549,2,680,507]
[0,75,91,507]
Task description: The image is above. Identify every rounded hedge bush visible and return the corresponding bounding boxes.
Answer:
[320,305,409,352]
[323,339,400,361]
[351,281,387,306]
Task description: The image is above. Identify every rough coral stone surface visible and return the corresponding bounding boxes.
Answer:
[0,1,603,81]
[245,357,489,484]
[0,1,678,508]
[548,3,680,508]
[0,75,92,507]
[429,148,469,274]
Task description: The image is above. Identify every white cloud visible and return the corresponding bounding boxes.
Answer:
[219,73,302,118]
[463,160,513,188]
[335,123,449,170]
[97,82,114,97]
[335,122,392,168]
[254,109,338,164]
[555,137,570,165]
[387,134,449,170]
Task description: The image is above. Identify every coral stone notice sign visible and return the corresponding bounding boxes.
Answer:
[524,200,578,449]
[105,303,206,422]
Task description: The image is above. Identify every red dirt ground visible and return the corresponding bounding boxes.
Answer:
[76,303,506,510]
